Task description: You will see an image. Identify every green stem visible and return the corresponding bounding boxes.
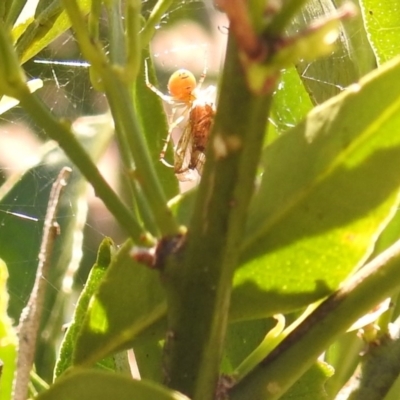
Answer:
[139,0,174,48]
[130,180,159,236]
[377,304,394,336]
[88,0,101,41]
[105,1,157,231]
[105,0,126,66]
[125,0,142,83]
[162,34,275,399]
[229,238,400,400]
[234,315,286,381]
[103,75,180,236]
[18,89,151,245]
[0,22,26,97]
[60,0,110,68]
[15,1,64,58]
[4,0,26,27]
[61,0,180,236]
[0,20,150,242]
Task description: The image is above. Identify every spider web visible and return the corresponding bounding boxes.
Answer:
[0,1,363,321]
[0,0,224,323]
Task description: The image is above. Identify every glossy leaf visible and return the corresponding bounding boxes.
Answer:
[54,237,114,379]
[133,340,164,383]
[359,0,400,64]
[230,55,400,320]
[222,318,274,375]
[335,0,376,77]
[269,66,313,139]
[14,0,91,64]
[36,370,190,400]
[73,239,166,367]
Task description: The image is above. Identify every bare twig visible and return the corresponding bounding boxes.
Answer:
[12,167,71,400]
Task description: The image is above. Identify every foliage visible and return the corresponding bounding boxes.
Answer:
[1,1,400,400]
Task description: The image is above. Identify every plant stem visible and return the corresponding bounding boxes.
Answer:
[125,0,142,83]
[13,168,70,400]
[4,0,26,27]
[139,0,174,49]
[105,0,126,66]
[229,238,400,400]
[17,89,151,244]
[61,0,180,237]
[1,0,144,238]
[162,34,275,399]
[103,75,180,236]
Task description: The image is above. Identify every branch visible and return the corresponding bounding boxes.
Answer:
[12,167,71,400]
[230,238,400,400]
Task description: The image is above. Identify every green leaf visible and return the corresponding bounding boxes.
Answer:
[269,66,313,138]
[14,0,91,64]
[359,0,400,64]
[0,115,113,380]
[1,114,113,322]
[230,55,400,320]
[54,237,114,379]
[133,340,164,383]
[222,318,274,375]
[4,0,29,27]
[36,370,190,400]
[169,66,313,221]
[335,0,376,77]
[0,259,17,400]
[73,239,166,367]
[369,207,400,260]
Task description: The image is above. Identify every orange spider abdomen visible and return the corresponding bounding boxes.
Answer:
[168,69,197,102]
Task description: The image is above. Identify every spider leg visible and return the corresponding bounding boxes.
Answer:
[144,60,175,104]
[159,111,187,167]
[195,51,208,91]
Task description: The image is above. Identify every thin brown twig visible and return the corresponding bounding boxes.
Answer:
[12,167,72,400]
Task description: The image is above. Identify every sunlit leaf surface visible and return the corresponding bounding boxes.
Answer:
[37,370,190,400]
[230,56,400,320]
[359,0,400,64]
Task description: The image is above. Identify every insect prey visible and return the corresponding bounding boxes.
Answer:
[145,60,216,181]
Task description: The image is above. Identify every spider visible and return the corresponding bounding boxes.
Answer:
[145,59,216,181]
